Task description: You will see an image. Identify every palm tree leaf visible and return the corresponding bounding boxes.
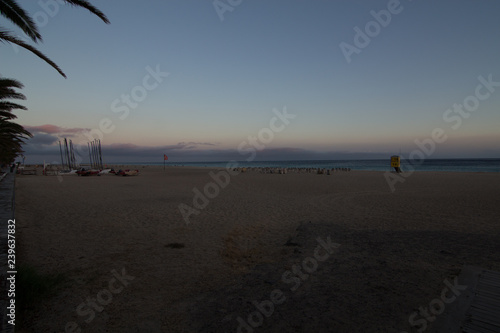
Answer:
[0,88,25,100]
[0,120,32,137]
[0,78,26,100]
[0,0,42,42]
[63,0,110,24]
[0,76,31,163]
[0,29,67,78]
[0,110,18,120]
[0,77,24,89]
[0,101,27,112]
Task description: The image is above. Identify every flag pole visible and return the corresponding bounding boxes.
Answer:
[163,155,165,171]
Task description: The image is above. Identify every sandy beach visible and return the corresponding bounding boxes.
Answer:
[13,167,500,332]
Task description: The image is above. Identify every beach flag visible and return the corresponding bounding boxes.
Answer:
[164,154,168,160]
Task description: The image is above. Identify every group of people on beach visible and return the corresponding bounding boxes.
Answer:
[233,167,352,174]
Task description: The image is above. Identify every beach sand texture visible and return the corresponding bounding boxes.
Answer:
[14,167,500,332]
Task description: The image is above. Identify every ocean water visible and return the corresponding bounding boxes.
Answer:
[130,159,500,173]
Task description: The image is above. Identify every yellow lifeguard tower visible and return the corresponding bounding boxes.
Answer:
[391,155,401,173]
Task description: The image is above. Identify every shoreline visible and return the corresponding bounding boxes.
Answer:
[18,163,500,173]
[18,158,500,174]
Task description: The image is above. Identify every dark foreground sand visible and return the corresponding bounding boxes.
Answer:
[14,167,500,332]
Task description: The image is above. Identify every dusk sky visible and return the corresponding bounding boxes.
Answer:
[2,0,500,163]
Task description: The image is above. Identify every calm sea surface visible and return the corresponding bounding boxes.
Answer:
[126,159,500,173]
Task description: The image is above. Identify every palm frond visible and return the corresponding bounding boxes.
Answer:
[0,75,31,163]
[0,29,66,78]
[0,110,18,120]
[0,122,32,137]
[0,77,24,89]
[0,88,25,100]
[0,0,41,42]
[0,101,27,112]
[63,0,110,24]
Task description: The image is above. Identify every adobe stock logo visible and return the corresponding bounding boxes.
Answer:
[65,268,135,333]
[400,276,467,333]
[213,0,243,21]
[178,107,296,225]
[339,0,407,64]
[65,64,168,169]
[236,236,340,332]
[385,73,500,192]
[11,0,69,53]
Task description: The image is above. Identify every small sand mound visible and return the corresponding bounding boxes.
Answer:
[220,224,279,273]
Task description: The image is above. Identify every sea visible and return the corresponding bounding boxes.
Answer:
[127,159,500,173]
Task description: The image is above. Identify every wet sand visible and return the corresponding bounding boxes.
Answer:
[14,167,500,332]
